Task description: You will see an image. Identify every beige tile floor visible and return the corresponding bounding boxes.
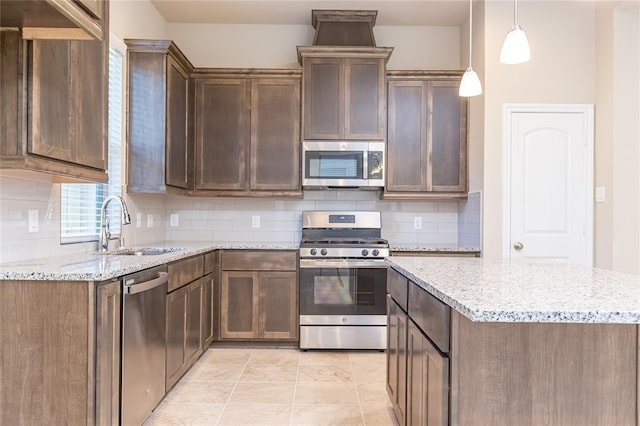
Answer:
[145,347,399,426]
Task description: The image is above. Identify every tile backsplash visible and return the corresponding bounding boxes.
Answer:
[0,174,481,263]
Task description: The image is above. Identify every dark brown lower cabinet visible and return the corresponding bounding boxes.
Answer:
[166,277,204,390]
[0,279,120,425]
[201,272,215,347]
[95,280,122,426]
[406,319,449,426]
[386,294,408,425]
[219,250,298,341]
[220,270,298,340]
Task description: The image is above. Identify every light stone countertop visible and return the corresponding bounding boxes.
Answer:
[0,241,299,281]
[387,256,640,324]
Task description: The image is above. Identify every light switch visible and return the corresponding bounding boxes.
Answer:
[136,213,142,228]
[595,186,606,203]
[170,214,179,227]
[252,215,261,228]
[413,217,422,230]
[28,209,38,233]
[147,214,154,228]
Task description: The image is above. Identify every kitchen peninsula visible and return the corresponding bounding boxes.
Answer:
[386,256,640,426]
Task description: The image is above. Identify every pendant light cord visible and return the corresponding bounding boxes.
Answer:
[514,0,519,27]
[468,0,473,65]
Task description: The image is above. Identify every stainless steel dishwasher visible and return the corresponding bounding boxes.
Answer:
[121,265,168,426]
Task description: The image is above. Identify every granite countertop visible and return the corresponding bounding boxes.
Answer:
[0,241,299,281]
[387,256,640,324]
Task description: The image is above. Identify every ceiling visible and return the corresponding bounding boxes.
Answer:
[149,0,470,26]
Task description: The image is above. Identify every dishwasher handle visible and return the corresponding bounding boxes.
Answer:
[124,271,168,295]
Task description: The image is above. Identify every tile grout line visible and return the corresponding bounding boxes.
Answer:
[290,350,302,426]
[349,353,368,426]
[214,348,252,426]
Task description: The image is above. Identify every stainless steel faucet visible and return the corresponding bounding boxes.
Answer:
[99,195,132,252]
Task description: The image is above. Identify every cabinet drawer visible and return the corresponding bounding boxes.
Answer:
[204,251,216,275]
[387,268,408,312]
[168,255,204,292]
[408,281,450,353]
[221,251,297,271]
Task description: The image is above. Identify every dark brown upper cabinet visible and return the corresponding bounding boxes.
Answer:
[0,28,108,182]
[0,0,107,41]
[297,46,392,141]
[385,71,468,200]
[126,39,194,194]
[193,70,302,197]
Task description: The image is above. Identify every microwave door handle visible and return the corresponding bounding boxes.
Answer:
[362,151,368,179]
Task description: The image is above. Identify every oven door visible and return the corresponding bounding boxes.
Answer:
[299,259,387,321]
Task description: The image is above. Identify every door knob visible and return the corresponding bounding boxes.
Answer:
[513,242,524,251]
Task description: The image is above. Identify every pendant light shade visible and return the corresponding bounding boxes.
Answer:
[500,0,531,64]
[459,0,482,97]
[459,67,483,97]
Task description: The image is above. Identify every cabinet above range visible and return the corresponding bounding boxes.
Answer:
[297,46,392,141]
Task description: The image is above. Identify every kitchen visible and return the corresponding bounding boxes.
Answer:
[0,0,639,425]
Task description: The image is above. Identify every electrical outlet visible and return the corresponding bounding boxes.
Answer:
[413,217,423,230]
[595,186,606,203]
[28,209,39,233]
[136,213,142,228]
[147,214,154,228]
[252,215,261,228]
[170,214,179,227]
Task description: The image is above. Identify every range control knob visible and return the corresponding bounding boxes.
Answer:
[310,248,317,256]
[320,248,328,256]
[372,249,380,257]
[362,249,369,257]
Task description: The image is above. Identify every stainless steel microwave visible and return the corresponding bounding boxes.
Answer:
[302,141,385,188]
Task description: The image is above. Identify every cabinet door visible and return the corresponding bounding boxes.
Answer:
[95,280,121,426]
[303,57,344,140]
[387,81,428,192]
[220,271,259,339]
[258,271,298,340]
[386,295,408,425]
[30,40,74,163]
[201,273,215,347]
[250,78,301,191]
[166,284,188,390]
[195,79,249,190]
[406,320,449,426]
[165,55,189,189]
[429,81,467,192]
[30,39,107,171]
[73,38,107,170]
[185,278,204,366]
[345,58,385,140]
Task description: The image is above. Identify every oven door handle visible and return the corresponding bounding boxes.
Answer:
[299,259,388,269]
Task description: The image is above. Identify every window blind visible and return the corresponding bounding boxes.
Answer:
[60,46,124,243]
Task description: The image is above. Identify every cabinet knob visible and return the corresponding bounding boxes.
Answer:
[513,242,524,251]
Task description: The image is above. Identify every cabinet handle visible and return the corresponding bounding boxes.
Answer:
[513,242,524,251]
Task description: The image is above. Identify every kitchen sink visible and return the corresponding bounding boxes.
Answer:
[99,247,186,256]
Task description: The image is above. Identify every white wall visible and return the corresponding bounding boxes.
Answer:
[481,0,597,259]
[612,2,640,273]
[167,23,461,69]
[109,0,168,40]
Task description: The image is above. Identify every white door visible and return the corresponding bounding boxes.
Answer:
[504,105,594,266]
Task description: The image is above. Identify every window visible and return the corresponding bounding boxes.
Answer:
[60,44,124,243]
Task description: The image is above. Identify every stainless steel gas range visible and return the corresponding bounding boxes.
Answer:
[299,211,389,350]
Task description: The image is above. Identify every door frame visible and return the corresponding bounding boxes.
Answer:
[501,103,594,265]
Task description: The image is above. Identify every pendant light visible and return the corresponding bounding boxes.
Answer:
[500,0,531,64]
[459,0,482,97]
